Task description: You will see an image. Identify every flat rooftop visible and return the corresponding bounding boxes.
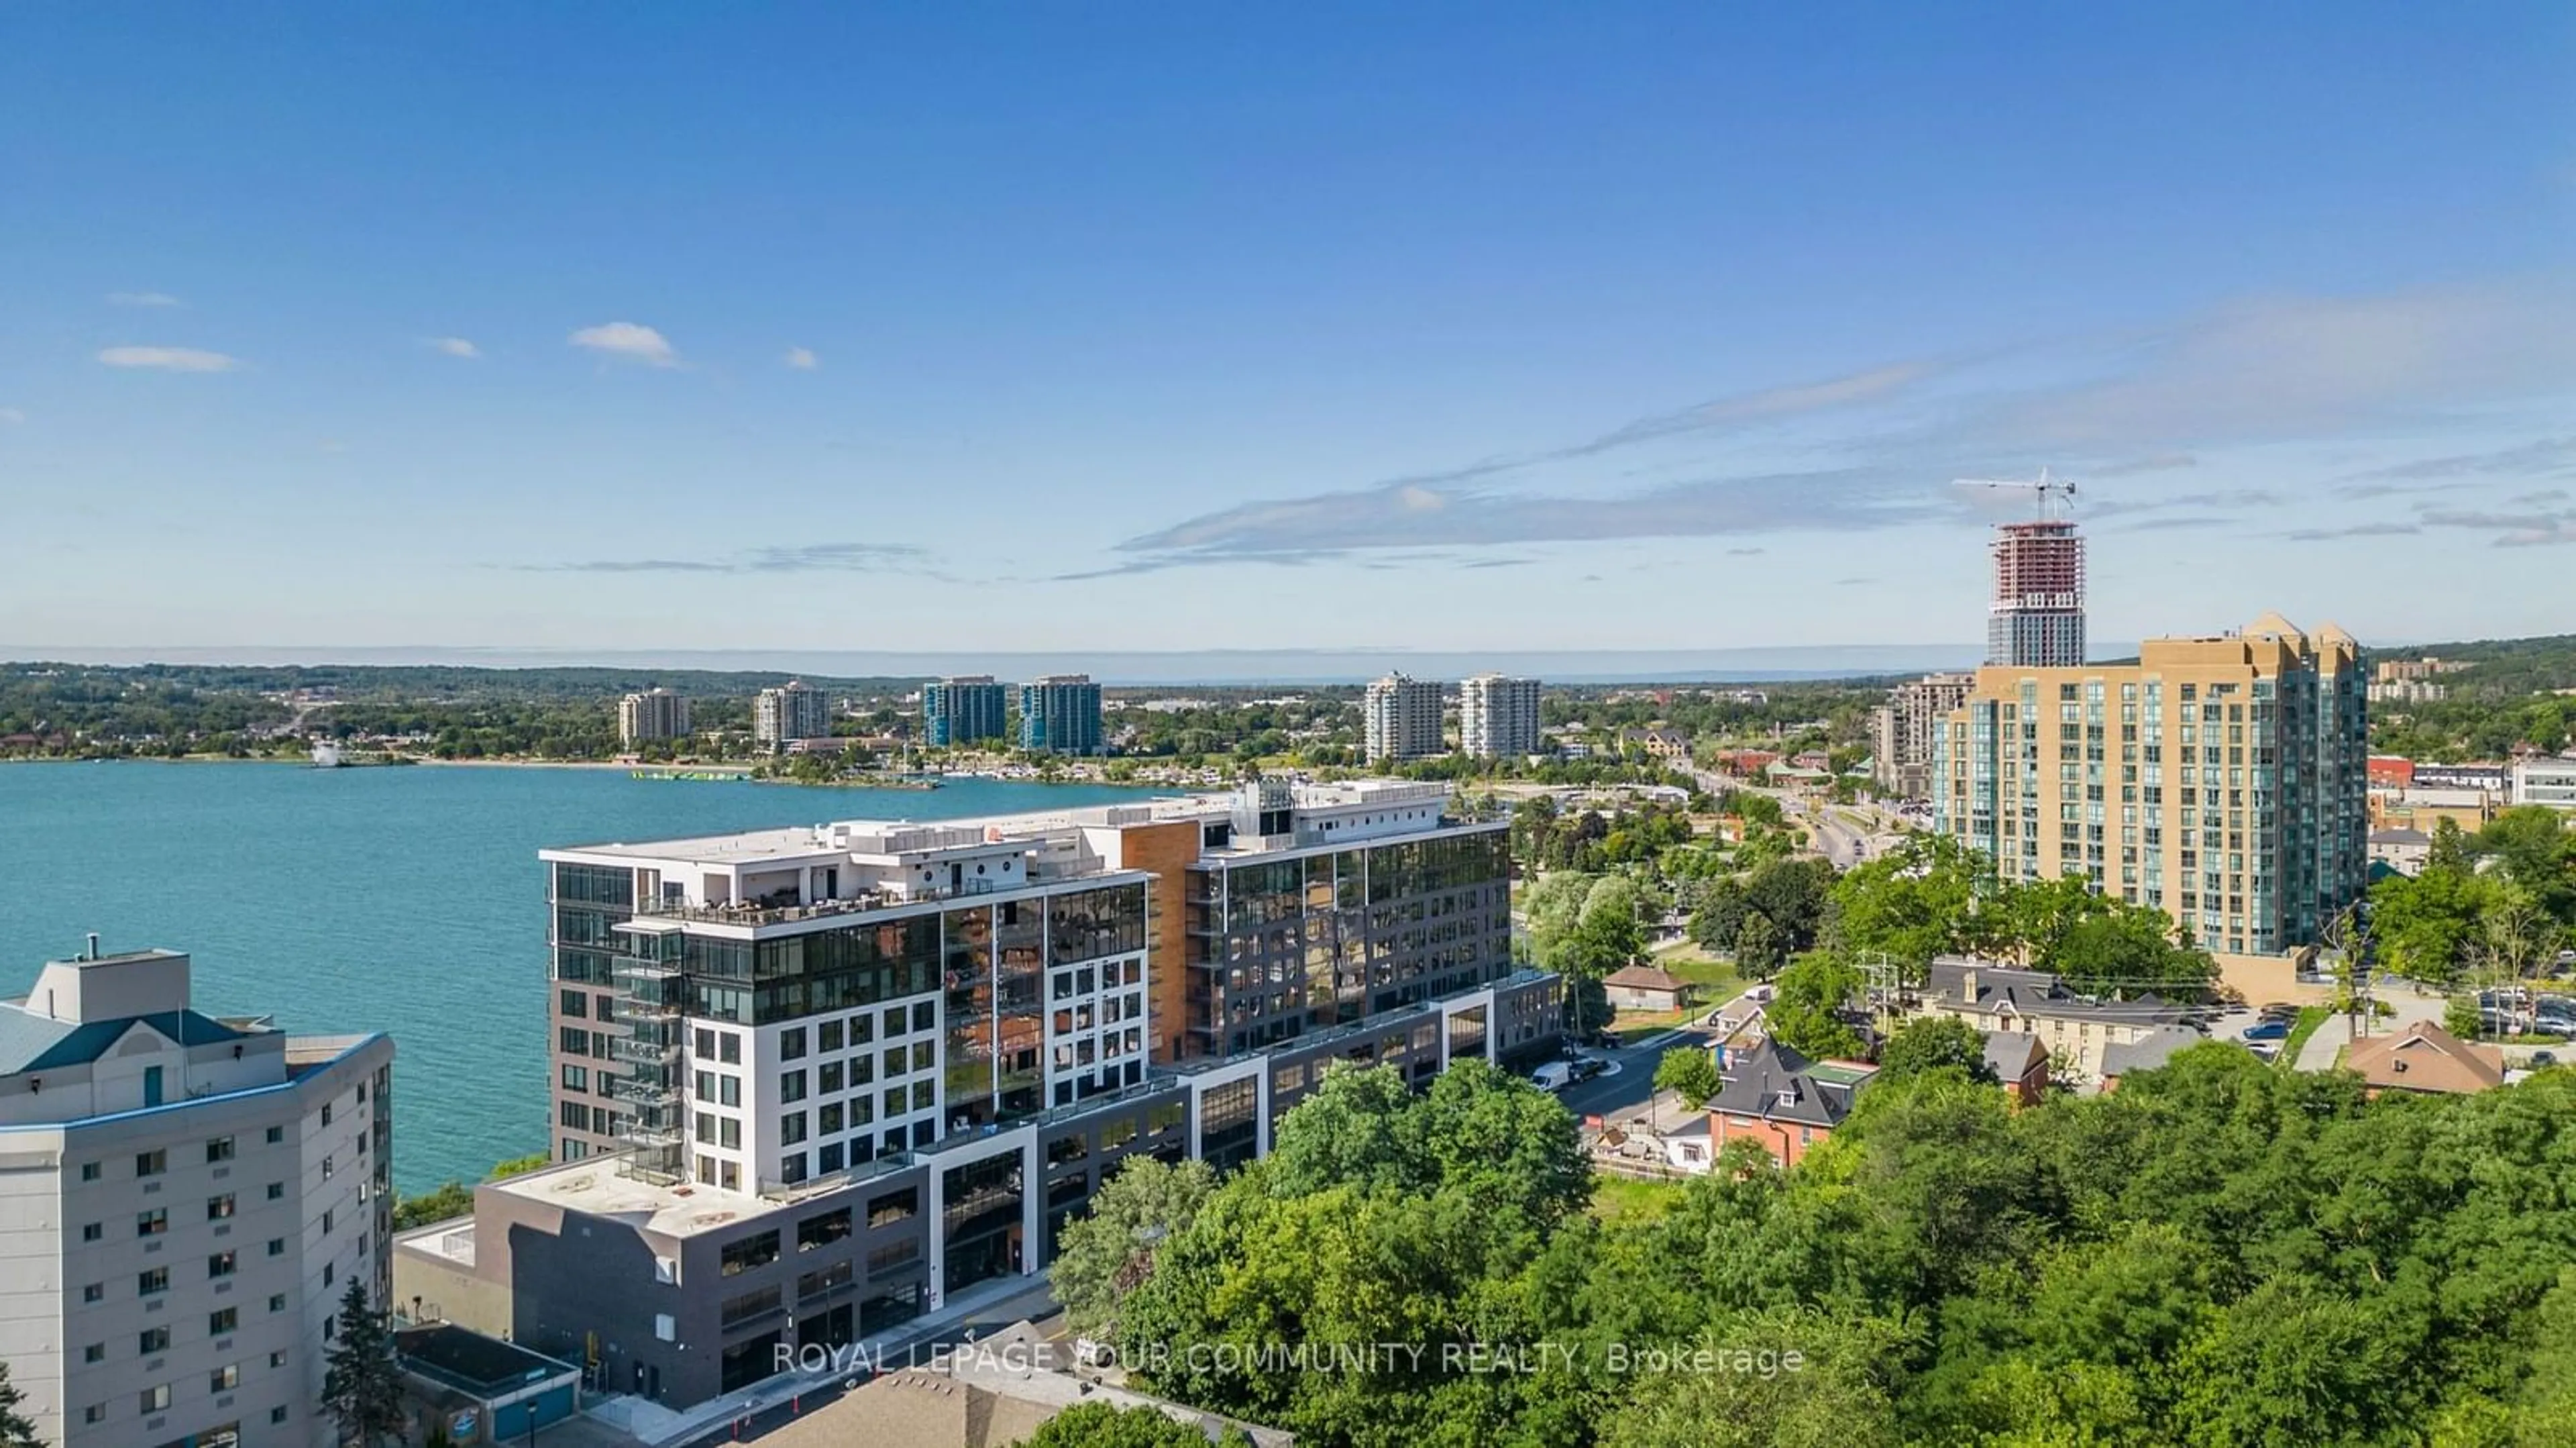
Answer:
[488,1157,794,1239]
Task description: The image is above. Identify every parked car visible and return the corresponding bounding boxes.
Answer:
[1568,1056,1608,1084]
[2241,1019,2292,1042]
[1530,1062,1573,1093]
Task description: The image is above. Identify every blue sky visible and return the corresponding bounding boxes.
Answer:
[3,3,2571,660]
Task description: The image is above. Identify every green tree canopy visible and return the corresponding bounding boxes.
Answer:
[1875,1015,1999,1087]
[1654,1045,1723,1110]
[1050,1156,1220,1341]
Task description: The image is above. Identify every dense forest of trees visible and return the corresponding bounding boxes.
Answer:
[2368,635,2576,760]
[1057,1055,2576,1448]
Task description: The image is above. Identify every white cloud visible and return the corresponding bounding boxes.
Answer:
[97,346,239,372]
[568,321,678,367]
[107,291,184,308]
[0,407,23,425]
[428,336,482,359]
[784,346,819,370]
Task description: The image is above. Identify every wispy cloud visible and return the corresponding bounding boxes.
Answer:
[784,346,819,370]
[523,541,933,574]
[1099,468,1933,576]
[0,407,23,425]
[1083,274,2575,578]
[97,346,238,372]
[1969,279,2576,450]
[2089,453,2198,478]
[2512,488,2570,506]
[569,321,678,367]
[107,291,184,308]
[427,336,482,360]
[2088,488,2284,520]
[2109,515,2240,533]
[2343,435,2576,484]
[2418,507,2576,548]
[2284,521,2423,541]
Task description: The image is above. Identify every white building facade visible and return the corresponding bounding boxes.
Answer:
[1362,674,1444,762]
[1458,674,1542,759]
[0,947,394,1448]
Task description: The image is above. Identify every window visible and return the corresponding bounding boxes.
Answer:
[209,1250,237,1279]
[206,1136,235,1163]
[720,1118,741,1150]
[780,1070,807,1104]
[81,1161,101,1181]
[207,1194,235,1220]
[83,1283,105,1304]
[84,1343,104,1363]
[140,1385,171,1413]
[268,1351,286,1368]
[211,1364,239,1391]
[818,1019,843,1052]
[559,988,588,1017]
[867,1187,918,1229]
[720,1230,782,1277]
[268,1294,287,1312]
[267,1238,285,1257]
[913,1001,935,1033]
[265,1125,283,1145]
[321,1102,333,1127]
[138,1268,169,1296]
[136,1149,166,1178]
[272,1406,289,1425]
[85,1405,105,1425]
[321,1155,334,1180]
[323,1262,334,1288]
[210,1307,237,1335]
[561,1064,589,1091]
[266,1182,285,1201]
[322,1209,335,1234]
[83,1222,103,1243]
[140,1326,170,1353]
[719,1032,741,1064]
[819,1061,843,1094]
[798,1207,853,1251]
[781,1027,808,1060]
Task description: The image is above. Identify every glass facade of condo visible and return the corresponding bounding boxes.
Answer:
[1182,826,1512,1056]
[921,677,1006,747]
[1017,676,1103,755]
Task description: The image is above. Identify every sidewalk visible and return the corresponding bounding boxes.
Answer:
[586,1272,1066,1447]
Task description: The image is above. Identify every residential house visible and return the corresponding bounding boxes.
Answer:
[2098,1024,2212,1090]
[2369,827,2431,879]
[1980,1031,2050,1106]
[1909,959,2198,1085]
[1706,1040,1876,1168]
[2344,1022,2505,1098]
[1620,727,1693,760]
[1601,963,1695,1013]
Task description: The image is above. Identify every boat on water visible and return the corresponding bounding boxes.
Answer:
[631,768,750,782]
[310,741,343,768]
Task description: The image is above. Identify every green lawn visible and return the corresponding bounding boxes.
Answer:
[1609,1008,1697,1045]
[1589,1172,1688,1225]
[2277,1005,2332,1068]
[1650,941,1746,994]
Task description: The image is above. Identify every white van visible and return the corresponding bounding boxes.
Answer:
[1529,1061,1574,1093]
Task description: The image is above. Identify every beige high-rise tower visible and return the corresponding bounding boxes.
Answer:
[1931,613,2367,955]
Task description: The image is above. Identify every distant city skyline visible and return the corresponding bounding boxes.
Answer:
[3,5,2570,653]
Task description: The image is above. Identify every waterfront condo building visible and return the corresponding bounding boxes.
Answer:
[753,681,833,749]
[920,676,1007,748]
[1931,613,2368,954]
[1017,675,1103,756]
[1871,672,1976,800]
[1459,673,1544,760]
[0,945,394,1448]
[1988,519,2086,667]
[1362,672,1444,762]
[619,687,692,746]
[406,779,1554,1410]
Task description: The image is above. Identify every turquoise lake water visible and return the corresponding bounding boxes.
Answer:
[0,762,1155,1194]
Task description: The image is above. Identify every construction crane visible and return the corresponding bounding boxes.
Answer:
[1955,467,2078,520]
